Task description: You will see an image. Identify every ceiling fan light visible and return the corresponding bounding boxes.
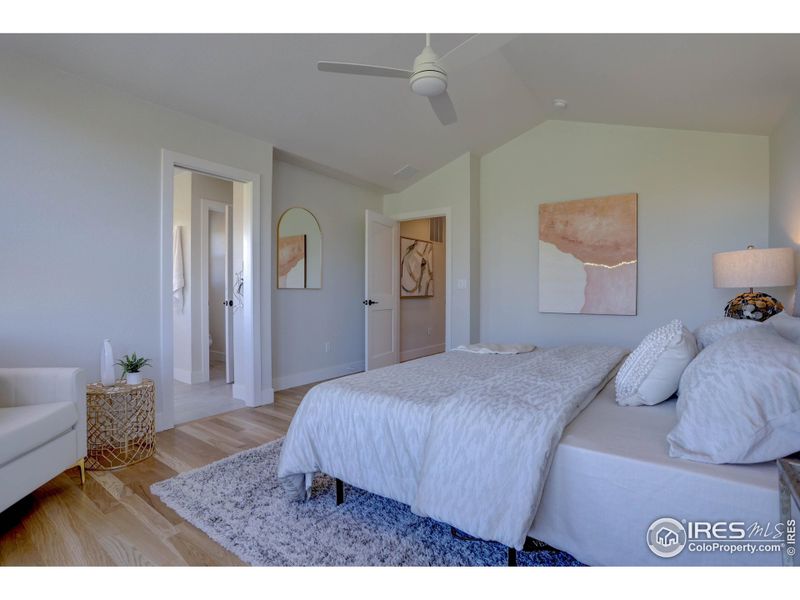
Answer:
[410,72,447,97]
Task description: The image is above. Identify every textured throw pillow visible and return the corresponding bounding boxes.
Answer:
[693,317,761,351]
[615,320,698,407]
[769,311,800,344]
[668,326,800,464]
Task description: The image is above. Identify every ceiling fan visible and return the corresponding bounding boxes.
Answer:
[317,33,516,126]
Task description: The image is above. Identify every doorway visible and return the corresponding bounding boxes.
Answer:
[160,151,264,431]
[172,170,242,424]
[398,216,446,362]
[364,208,451,371]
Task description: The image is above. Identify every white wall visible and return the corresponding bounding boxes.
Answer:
[769,100,800,315]
[399,219,446,361]
[172,169,193,379]
[271,159,382,390]
[480,120,770,348]
[384,153,480,348]
[0,51,274,428]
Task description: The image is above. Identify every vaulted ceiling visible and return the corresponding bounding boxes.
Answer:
[3,33,800,191]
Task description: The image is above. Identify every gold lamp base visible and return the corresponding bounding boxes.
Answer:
[724,291,783,322]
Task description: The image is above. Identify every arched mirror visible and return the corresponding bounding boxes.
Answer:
[277,207,322,289]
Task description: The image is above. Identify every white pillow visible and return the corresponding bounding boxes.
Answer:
[615,320,698,406]
[769,311,800,344]
[693,317,761,351]
[668,326,800,464]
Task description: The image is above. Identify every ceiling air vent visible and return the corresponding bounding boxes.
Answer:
[393,165,419,180]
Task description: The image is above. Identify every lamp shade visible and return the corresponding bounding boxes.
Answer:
[713,247,795,289]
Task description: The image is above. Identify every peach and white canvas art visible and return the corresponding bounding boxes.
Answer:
[278,234,306,288]
[539,193,637,315]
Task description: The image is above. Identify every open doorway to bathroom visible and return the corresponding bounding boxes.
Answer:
[398,216,446,362]
[172,168,245,423]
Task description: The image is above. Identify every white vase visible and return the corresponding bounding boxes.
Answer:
[100,339,115,386]
[126,372,143,385]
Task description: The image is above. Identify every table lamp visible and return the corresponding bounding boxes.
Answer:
[712,245,796,321]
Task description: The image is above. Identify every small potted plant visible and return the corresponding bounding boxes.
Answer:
[115,353,152,385]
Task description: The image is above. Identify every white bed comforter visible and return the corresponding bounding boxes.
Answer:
[277,345,626,549]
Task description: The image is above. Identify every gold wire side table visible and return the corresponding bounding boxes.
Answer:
[86,379,156,470]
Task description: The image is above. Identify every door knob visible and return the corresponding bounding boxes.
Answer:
[362,299,378,306]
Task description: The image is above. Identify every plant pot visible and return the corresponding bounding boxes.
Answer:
[126,372,143,385]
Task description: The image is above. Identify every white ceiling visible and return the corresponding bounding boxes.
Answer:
[2,33,800,191]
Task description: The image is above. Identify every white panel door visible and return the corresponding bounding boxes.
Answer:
[365,210,399,370]
[224,205,235,384]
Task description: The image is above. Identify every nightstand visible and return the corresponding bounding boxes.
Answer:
[777,457,799,566]
[86,379,156,470]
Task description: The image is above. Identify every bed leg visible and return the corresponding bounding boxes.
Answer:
[335,478,344,505]
[507,547,517,567]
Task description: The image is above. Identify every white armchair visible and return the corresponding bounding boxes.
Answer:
[0,368,86,513]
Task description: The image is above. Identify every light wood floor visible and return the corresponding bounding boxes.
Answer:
[0,383,311,566]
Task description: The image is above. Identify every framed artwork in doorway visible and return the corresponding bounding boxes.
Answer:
[400,237,434,298]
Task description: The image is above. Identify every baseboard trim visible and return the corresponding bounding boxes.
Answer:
[155,411,171,432]
[232,383,246,401]
[173,368,206,384]
[400,343,445,363]
[273,361,364,391]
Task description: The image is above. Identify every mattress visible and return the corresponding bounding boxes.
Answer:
[528,381,781,566]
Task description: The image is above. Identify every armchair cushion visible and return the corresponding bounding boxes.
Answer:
[0,367,86,461]
[0,402,78,466]
[0,368,84,408]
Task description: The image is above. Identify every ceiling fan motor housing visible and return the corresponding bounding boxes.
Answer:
[410,46,447,97]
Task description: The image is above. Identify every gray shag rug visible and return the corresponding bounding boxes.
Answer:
[151,438,582,566]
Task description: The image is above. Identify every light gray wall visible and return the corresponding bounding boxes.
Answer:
[480,120,770,349]
[271,159,382,389]
[769,100,800,315]
[384,153,480,348]
[0,51,274,427]
[469,153,481,343]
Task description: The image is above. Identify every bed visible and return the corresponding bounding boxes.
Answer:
[277,348,782,566]
[530,381,780,566]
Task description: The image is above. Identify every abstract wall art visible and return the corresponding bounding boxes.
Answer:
[539,193,637,315]
[278,234,307,288]
[401,237,434,297]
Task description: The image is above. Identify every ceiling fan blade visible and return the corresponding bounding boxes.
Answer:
[317,61,412,79]
[429,92,457,126]
[439,34,518,72]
